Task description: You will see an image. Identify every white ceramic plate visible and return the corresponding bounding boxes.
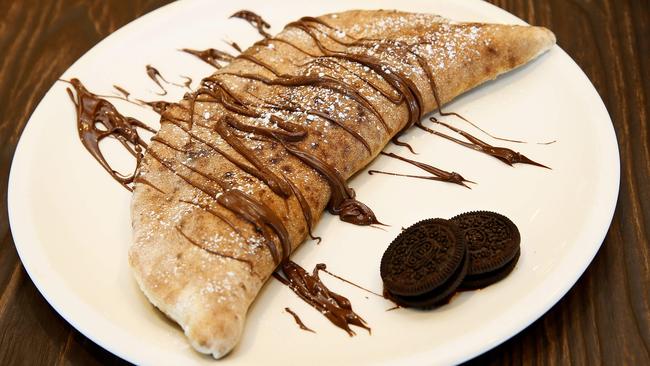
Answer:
[8,0,619,365]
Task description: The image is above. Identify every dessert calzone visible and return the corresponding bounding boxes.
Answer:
[129,10,555,358]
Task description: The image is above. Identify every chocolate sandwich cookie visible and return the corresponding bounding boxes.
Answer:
[461,248,520,289]
[386,250,469,308]
[451,211,520,289]
[380,218,467,308]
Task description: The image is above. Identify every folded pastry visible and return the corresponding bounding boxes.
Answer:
[129,10,555,358]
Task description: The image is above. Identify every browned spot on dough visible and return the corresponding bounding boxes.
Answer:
[508,55,517,67]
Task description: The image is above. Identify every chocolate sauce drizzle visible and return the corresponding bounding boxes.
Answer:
[66,11,554,337]
[230,10,271,38]
[181,75,192,89]
[228,41,242,53]
[217,189,291,264]
[279,141,382,226]
[274,261,370,336]
[146,65,169,95]
[175,225,253,270]
[319,267,385,299]
[278,19,425,134]
[377,151,472,188]
[182,48,235,69]
[284,307,315,333]
[66,78,154,191]
[113,85,130,99]
[418,117,549,168]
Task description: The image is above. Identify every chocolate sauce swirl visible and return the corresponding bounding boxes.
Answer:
[66,78,154,191]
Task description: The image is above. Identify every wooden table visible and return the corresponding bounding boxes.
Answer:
[0,1,647,364]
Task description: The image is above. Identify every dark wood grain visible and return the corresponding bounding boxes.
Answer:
[0,0,647,365]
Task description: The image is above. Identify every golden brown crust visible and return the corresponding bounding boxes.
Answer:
[129,10,555,358]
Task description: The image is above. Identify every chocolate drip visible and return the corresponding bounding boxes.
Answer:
[419,118,549,168]
[113,85,130,99]
[66,78,153,191]
[146,65,169,95]
[391,136,417,154]
[230,10,271,38]
[284,308,315,333]
[336,199,384,226]
[181,75,192,89]
[279,142,381,226]
[368,170,467,185]
[380,152,472,187]
[140,99,173,115]
[175,226,253,270]
[228,41,242,52]
[217,189,291,264]
[182,48,234,69]
[275,261,370,336]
